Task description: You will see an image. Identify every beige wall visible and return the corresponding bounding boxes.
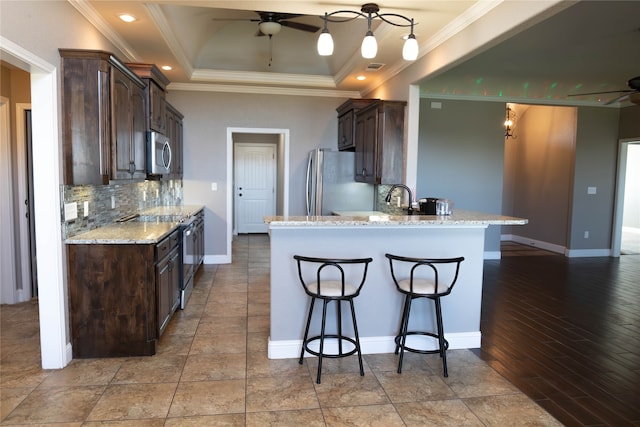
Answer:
[503,105,577,247]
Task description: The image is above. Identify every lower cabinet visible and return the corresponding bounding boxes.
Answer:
[155,230,182,335]
[67,229,181,358]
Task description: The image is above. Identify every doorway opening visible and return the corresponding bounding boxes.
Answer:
[612,139,640,256]
[226,128,289,259]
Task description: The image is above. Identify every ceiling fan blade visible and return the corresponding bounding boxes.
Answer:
[605,92,635,105]
[567,89,634,97]
[280,20,321,33]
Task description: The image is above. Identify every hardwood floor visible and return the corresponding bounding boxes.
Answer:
[475,246,640,426]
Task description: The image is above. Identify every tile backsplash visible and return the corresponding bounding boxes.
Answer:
[61,179,182,239]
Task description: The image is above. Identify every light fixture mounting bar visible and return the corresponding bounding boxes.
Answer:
[317,3,419,60]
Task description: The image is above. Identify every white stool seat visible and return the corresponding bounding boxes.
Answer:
[305,280,358,297]
[397,278,450,295]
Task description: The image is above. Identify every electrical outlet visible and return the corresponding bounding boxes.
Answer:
[64,202,78,221]
[111,195,116,209]
[587,186,597,195]
[83,201,89,217]
[143,191,147,201]
[584,231,589,239]
[211,182,217,191]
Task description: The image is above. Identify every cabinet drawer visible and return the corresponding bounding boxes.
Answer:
[156,229,180,261]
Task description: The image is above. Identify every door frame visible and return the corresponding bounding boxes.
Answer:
[15,103,33,301]
[233,142,277,234]
[226,128,289,259]
[2,37,70,368]
[611,138,639,256]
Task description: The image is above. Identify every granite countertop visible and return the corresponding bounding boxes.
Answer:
[265,209,528,227]
[65,205,204,244]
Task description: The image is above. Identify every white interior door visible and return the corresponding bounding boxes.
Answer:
[234,143,276,233]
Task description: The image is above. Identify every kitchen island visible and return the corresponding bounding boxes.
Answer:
[265,210,527,359]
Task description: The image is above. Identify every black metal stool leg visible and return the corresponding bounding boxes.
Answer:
[349,299,364,376]
[337,300,343,356]
[316,299,329,384]
[397,294,413,374]
[299,298,315,364]
[434,297,448,377]
[395,294,410,355]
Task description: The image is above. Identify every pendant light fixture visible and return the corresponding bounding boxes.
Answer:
[317,3,419,61]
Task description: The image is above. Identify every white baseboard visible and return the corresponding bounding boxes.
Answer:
[484,251,501,260]
[565,248,612,257]
[507,234,566,254]
[204,254,231,264]
[267,332,481,359]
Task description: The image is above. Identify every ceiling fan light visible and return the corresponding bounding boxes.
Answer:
[259,21,281,36]
[402,34,418,60]
[317,30,334,56]
[361,31,377,59]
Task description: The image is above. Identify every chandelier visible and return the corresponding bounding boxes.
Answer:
[317,3,418,61]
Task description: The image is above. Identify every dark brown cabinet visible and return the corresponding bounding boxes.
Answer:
[67,229,181,358]
[336,99,377,151]
[155,230,181,335]
[60,49,147,185]
[354,100,406,184]
[111,66,147,180]
[165,102,184,178]
[126,63,170,135]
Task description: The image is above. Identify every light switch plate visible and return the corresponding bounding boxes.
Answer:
[64,202,78,221]
[211,182,217,191]
[587,186,597,195]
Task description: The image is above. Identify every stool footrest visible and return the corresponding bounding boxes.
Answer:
[394,331,449,355]
[303,334,359,358]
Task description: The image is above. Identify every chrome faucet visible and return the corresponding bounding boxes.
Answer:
[385,184,414,215]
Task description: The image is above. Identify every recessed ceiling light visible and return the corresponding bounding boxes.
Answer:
[118,14,136,23]
[356,75,367,81]
[161,65,172,71]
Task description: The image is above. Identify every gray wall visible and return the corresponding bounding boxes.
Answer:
[417,99,506,253]
[569,107,620,250]
[166,90,344,255]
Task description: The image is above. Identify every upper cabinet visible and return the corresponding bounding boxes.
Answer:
[125,63,170,134]
[336,99,377,151]
[354,100,406,185]
[60,49,148,185]
[165,102,184,179]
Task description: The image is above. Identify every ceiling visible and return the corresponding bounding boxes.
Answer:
[75,0,640,106]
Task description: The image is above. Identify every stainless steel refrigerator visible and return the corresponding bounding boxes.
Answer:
[306,148,375,216]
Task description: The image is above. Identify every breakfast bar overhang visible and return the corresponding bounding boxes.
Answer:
[265,211,527,359]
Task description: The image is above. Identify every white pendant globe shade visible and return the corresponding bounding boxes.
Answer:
[259,21,281,36]
[402,35,418,60]
[361,32,377,59]
[317,31,334,56]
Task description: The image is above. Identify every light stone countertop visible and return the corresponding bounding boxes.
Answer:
[65,222,179,244]
[265,209,528,227]
[65,205,204,244]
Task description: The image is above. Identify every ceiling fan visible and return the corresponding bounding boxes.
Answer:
[213,11,321,37]
[568,76,640,105]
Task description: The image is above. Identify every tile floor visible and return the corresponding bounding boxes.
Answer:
[0,234,561,426]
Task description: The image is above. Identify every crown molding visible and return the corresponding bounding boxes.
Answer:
[66,0,139,62]
[144,3,194,77]
[168,82,360,98]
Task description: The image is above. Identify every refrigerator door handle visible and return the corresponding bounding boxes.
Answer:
[305,151,313,216]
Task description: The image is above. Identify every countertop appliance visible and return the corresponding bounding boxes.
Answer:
[306,148,375,216]
[147,131,172,175]
[419,198,453,215]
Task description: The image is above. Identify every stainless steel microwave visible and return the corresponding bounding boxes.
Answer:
[147,131,171,175]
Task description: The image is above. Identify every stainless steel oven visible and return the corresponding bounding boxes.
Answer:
[180,215,197,309]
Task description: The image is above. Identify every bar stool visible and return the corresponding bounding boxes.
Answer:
[385,253,464,377]
[294,255,373,384]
